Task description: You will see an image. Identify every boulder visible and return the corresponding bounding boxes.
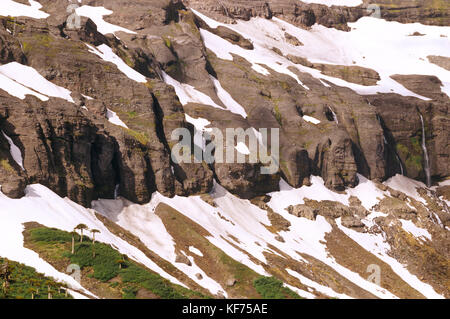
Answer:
[175,253,192,266]
[341,216,365,230]
[287,204,317,220]
[226,278,237,287]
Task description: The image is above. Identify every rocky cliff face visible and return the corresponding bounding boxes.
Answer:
[0,0,448,205]
[184,0,450,30]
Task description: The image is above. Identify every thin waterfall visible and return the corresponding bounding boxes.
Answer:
[114,184,120,199]
[396,154,404,175]
[419,114,432,187]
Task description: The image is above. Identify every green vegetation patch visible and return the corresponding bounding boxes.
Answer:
[27,227,205,299]
[0,159,14,172]
[125,128,150,145]
[0,257,72,299]
[253,276,301,299]
[273,102,283,127]
[396,140,423,172]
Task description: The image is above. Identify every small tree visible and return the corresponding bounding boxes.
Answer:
[90,229,100,244]
[45,281,54,299]
[27,287,37,299]
[0,259,10,281]
[1,259,10,297]
[2,280,9,296]
[70,231,77,254]
[116,259,125,270]
[90,229,100,258]
[74,224,88,243]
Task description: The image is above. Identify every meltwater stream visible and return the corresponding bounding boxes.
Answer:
[419,114,432,187]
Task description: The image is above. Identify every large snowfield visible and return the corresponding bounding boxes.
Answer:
[0,174,446,298]
[193,9,450,100]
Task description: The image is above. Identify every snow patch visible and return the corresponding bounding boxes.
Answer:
[81,94,93,100]
[400,219,432,240]
[384,174,427,204]
[0,62,74,102]
[67,289,90,299]
[268,176,349,212]
[92,197,227,296]
[188,246,204,257]
[210,76,247,118]
[185,114,212,151]
[0,0,49,19]
[76,5,136,35]
[193,10,309,90]
[86,44,146,83]
[267,176,399,298]
[139,181,397,299]
[270,16,450,99]
[185,114,212,133]
[286,268,353,299]
[1,131,24,170]
[437,179,450,187]
[162,71,224,109]
[283,283,316,299]
[106,109,128,128]
[303,115,321,124]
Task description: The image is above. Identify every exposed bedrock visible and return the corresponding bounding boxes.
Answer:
[369,94,449,184]
[0,0,448,207]
[184,0,449,30]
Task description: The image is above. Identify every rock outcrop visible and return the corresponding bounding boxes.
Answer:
[184,0,449,30]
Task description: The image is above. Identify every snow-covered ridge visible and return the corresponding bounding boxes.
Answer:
[193,9,450,100]
[92,197,227,296]
[0,184,184,299]
[0,172,447,299]
[195,11,310,91]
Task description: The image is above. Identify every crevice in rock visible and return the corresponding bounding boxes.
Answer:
[324,108,335,122]
[295,104,304,117]
[377,113,405,178]
[351,142,370,179]
[150,93,172,157]
[149,92,185,185]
